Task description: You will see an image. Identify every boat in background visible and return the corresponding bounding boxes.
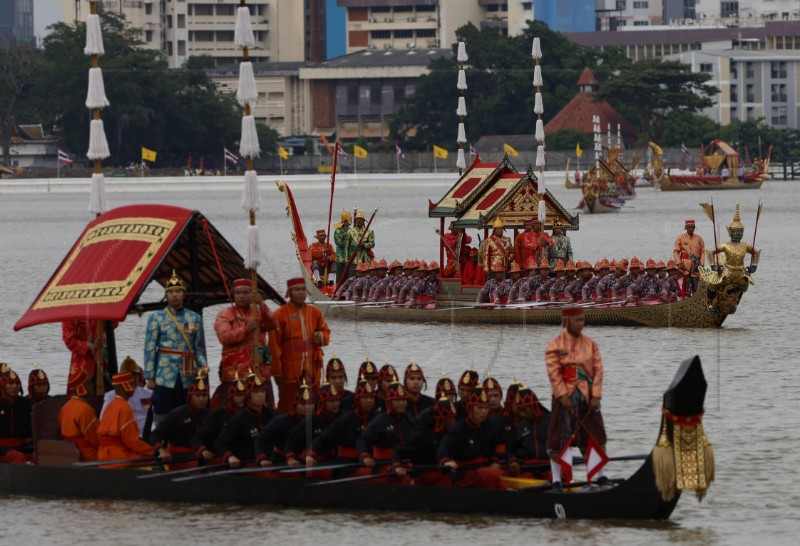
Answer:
[649,140,770,191]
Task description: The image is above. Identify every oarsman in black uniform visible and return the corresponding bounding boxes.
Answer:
[283,383,341,478]
[456,368,480,419]
[27,366,52,404]
[0,369,33,465]
[416,374,457,429]
[192,375,246,463]
[437,387,507,489]
[487,379,522,462]
[256,382,313,467]
[507,387,551,479]
[356,379,416,482]
[482,374,504,417]
[326,357,353,412]
[393,396,457,486]
[151,373,210,470]
[215,373,275,468]
[307,378,376,478]
[376,363,398,406]
[404,362,434,417]
[358,359,379,393]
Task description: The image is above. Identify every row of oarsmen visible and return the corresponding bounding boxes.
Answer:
[478,256,689,305]
[1,359,553,489]
[335,260,441,306]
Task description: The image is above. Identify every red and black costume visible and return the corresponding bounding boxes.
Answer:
[192,381,245,459]
[284,383,340,473]
[357,381,415,479]
[506,388,551,478]
[214,376,275,463]
[151,375,209,469]
[393,397,456,486]
[0,371,33,464]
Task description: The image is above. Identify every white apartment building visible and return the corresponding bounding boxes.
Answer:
[596,0,665,30]
[59,0,307,67]
[665,48,800,129]
[338,0,533,54]
[695,0,800,20]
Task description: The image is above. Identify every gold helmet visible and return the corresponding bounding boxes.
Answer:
[355,210,366,220]
[492,218,505,230]
[728,201,745,232]
[333,209,351,228]
[164,269,187,292]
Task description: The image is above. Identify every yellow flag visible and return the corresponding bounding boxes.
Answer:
[576,143,583,158]
[353,145,368,159]
[141,147,157,162]
[503,143,519,157]
[278,146,289,160]
[699,202,715,223]
[649,141,664,155]
[433,145,448,159]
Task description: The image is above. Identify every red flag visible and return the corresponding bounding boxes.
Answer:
[187,154,192,170]
[200,156,204,171]
[320,134,333,155]
[585,435,609,483]
[556,435,574,485]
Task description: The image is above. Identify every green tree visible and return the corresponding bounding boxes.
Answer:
[256,123,279,155]
[0,39,41,166]
[30,14,240,166]
[594,59,717,144]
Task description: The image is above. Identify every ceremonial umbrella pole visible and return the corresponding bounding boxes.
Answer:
[455,41,468,177]
[333,208,378,294]
[323,141,340,286]
[85,1,112,394]
[532,37,547,223]
[234,1,263,376]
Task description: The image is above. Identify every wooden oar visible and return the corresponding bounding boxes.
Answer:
[309,470,396,486]
[74,455,178,468]
[138,462,228,480]
[170,461,279,482]
[278,461,366,474]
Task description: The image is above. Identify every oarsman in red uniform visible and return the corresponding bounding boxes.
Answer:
[536,262,565,301]
[507,387,551,479]
[59,369,100,461]
[335,262,364,300]
[214,278,277,408]
[358,359,379,395]
[97,372,153,467]
[0,369,33,464]
[508,262,531,303]
[564,261,593,301]
[549,260,577,301]
[309,229,335,284]
[436,375,457,404]
[581,259,610,301]
[27,366,51,404]
[476,265,505,304]
[456,368,480,419]
[442,221,472,277]
[369,260,403,302]
[391,261,417,302]
[481,218,512,273]
[404,362,434,416]
[627,258,668,303]
[660,260,682,300]
[347,260,375,302]
[61,319,113,394]
[482,374,504,417]
[438,387,507,489]
[357,379,416,482]
[493,262,522,304]
[192,377,246,464]
[393,396,457,486]
[269,278,331,413]
[284,383,341,476]
[673,219,705,295]
[256,382,313,467]
[326,357,353,412]
[461,248,485,286]
[546,307,608,491]
[306,378,376,477]
[519,218,553,270]
[151,373,210,470]
[398,261,427,304]
[215,374,276,468]
[487,380,522,461]
[410,262,440,308]
[375,363,398,412]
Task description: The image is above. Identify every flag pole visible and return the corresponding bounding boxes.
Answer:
[396,147,400,174]
[323,141,340,286]
[223,147,227,176]
[353,153,357,175]
[434,154,437,174]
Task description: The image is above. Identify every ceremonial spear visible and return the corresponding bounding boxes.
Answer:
[323,141,341,286]
[333,208,378,294]
[750,199,763,269]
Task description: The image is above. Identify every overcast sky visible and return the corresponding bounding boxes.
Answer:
[33,0,64,42]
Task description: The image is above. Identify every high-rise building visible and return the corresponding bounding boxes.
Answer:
[0,0,35,45]
[326,0,347,58]
[59,0,322,67]
[534,0,594,32]
[337,0,533,54]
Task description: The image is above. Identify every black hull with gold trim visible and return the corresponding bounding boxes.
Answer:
[0,356,712,520]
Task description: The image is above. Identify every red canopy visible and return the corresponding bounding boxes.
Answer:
[14,204,282,331]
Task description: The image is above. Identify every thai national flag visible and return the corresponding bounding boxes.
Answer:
[337,146,349,159]
[395,143,404,158]
[224,147,239,164]
[469,144,477,159]
[681,143,692,160]
[57,149,72,164]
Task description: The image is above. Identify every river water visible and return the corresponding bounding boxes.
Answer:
[0,175,797,544]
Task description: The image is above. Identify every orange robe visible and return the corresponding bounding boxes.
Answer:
[97,396,153,466]
[59,396,100,461]
[268,303,331,413]
[310,241,335,267]
[214,303,277,382]
[545,331,603,404]
[673,233,706,273]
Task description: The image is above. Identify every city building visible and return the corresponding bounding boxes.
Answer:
[665,48,800,129]
[0,0,34,44]
[59,0,322,67]
[533,0,594,32]
[337,0,533,54]
[327,0,347,58]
